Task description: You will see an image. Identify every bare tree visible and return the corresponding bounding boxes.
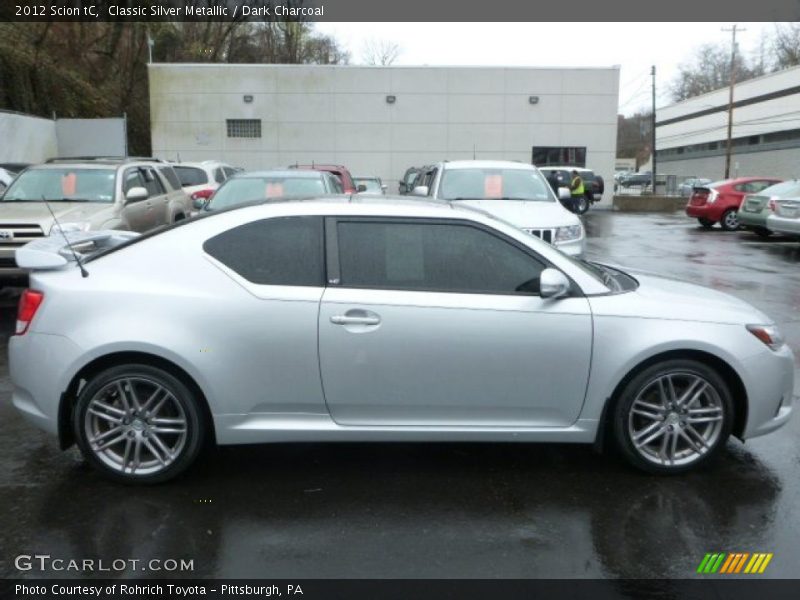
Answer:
[361,38,401,66]
[770,23,800,70]
[669,42,764,102]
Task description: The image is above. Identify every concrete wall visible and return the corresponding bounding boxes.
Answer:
[0,110,57,162]
[55,118,127,157]
[149,64,620,205]
[658,147,800,181]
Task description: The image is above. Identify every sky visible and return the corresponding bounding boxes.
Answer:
[315,22,773,115]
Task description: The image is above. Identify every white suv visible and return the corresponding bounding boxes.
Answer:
[412,160,585,256]
[171,161,240,206]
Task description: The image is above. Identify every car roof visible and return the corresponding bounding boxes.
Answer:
[173,161,229,168]
[539,166,592,171]
[231,169,324,179]
[441,160,536,170]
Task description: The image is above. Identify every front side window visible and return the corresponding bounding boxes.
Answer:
[337,221,545,295]
[2,167,116,203]
[142,168,165,196]
[203,216,324,286]
[438,168,553,202]
[214,168,226,184]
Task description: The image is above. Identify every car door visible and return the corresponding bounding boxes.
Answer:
[318,218,593,427]
[120,168,153,232]
[140,166,169,226]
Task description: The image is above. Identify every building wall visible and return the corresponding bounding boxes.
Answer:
[657,147,800,181]
[149,64,620,204]
[0,110,57,162]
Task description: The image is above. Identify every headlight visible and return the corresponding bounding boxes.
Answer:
[49,222,91,236]
[747,324,785,351]
[555,225,583,242]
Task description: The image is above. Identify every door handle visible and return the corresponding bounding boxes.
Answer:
[330,315,381,326]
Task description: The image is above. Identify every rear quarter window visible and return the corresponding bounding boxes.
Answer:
[203,216,324,286]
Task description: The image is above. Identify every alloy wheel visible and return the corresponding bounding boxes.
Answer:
[723,210,739,230]
[84,377,188,476]
[626,372,725,467]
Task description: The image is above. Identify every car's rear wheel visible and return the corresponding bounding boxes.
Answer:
[697,218,715,229]
[74,364,204,484]
[720,209,740,231]
[576,196,589,214]
[612,359,733,474]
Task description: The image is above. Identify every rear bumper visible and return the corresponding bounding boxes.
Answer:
[686,204,722,220]
[767,214,800,236]
[738,210,769,229]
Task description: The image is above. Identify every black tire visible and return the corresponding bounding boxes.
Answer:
[612,359,733,475]
[74,364,205,484]
[576,196,590,214]
[697,218,715,229]
[720,209,740,231]
[753,227,772,238]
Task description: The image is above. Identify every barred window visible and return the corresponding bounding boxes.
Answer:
[226,119,261,139]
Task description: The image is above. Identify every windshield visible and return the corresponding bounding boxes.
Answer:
[439,168,554,202]
[1,167,116,202]
[355,178,382,192]
[173,166,209,187]
[207,176,327,210]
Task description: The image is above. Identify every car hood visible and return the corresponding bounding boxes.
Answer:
[0,201,112,227]
[591,267,771,325]
[453,199,578,228]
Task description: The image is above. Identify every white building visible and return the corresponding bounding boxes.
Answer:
[656,65,800,181]
[148,63,620,204]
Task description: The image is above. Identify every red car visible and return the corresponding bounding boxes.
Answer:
[289,164,357,194]
[686,177,782,231]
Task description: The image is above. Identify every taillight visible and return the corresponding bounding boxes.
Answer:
[190,189,214,201]
[16,290,44,335]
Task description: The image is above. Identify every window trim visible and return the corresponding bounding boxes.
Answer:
[327,216,583,298]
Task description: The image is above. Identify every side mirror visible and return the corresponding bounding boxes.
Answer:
[539,268,570,299]
[125,187,148,203]
[412,185,429,196]
[558,187,571,200]
[357,184,367,193]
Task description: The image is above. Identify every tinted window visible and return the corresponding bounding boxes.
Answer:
[214,168,226,184]
[329,175,344,194]
[173,166,209,187]
[157,166,182,191]
[337,221,545,294]
[223,167,238,178]
[204,217,324,286]
[142,168,165,196]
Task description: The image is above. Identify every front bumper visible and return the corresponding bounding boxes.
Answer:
[741,344,795,439]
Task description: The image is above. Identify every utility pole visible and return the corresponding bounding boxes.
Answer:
[651,65,656,194]
[722,24,745,179]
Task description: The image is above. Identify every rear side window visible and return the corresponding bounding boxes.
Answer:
[157,166,182,191]
[173,166,209,187]
[214,168,226,184]
[203,217,324,286]
[337,221,545,295]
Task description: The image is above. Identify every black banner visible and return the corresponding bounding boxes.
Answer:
[5,579,800,600]
[1,0,799,22]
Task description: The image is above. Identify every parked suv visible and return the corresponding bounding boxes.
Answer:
[289,164,357,194]
[172,160,240,206]
[0,157,190,282]
[412,160,585,256]
[539,166,602,214]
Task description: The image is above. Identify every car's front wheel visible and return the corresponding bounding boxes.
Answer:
[575,196,589,214]
[612,359,733,474]
[74,364,205,484]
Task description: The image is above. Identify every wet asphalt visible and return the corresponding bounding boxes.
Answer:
[1,210,799,580]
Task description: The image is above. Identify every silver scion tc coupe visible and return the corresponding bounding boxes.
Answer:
[10,197,795,483]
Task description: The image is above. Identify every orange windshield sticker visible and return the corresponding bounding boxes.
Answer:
[265,182,284,197]
[484,174,503,198]
[62,173,77,196]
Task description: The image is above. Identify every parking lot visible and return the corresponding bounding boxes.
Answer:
[1,209,799,580]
